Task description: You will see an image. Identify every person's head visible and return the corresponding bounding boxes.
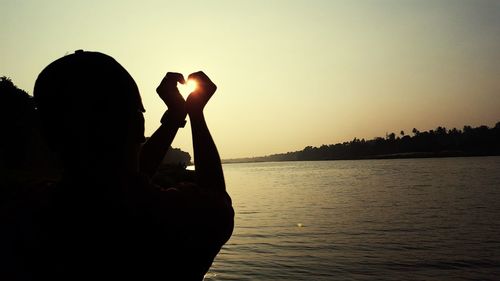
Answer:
[34,50,145,170]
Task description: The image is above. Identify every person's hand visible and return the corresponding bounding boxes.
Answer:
[156,72,186,115]
[186,71,217,115]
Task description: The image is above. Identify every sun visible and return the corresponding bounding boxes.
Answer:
[178,79,198,98]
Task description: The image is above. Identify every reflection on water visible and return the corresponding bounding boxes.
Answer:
[206,157,500,280]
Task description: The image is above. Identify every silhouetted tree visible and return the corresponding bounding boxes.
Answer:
[228,122,500,163]
[0,76,41,170]
[386,132,396,141]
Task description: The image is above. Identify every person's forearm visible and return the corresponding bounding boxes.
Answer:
[139,121,180,179]
[141,71,188,179]
[189,111,225,192]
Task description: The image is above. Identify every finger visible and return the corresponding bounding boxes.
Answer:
[187,71,211,84]
[165,72,186,85]
[157,72,185,95]
[188,72,216,93]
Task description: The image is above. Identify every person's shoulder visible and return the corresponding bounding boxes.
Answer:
[0,180,58,253]
[2,180,57,214]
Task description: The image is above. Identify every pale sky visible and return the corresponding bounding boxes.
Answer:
[1,0,499,159]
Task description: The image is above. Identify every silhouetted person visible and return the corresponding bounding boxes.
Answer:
[1,50,233,280]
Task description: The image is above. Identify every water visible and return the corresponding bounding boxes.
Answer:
[206,157,500,280]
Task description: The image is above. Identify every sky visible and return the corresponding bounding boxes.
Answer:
[1,0,499,159]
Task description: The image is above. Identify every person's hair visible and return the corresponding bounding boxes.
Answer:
[34,50,145,152]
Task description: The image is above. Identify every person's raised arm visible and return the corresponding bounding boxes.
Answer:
[139,72,187,179]
[186,72,225,192]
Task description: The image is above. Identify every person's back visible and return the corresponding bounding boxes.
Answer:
[1,50,233,280]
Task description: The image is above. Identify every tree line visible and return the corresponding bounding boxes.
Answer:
[225,123,500,163]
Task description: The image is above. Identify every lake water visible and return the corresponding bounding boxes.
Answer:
[205,157,500,280]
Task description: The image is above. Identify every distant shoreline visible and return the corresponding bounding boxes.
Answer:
[222,152,500,164]
[223,122,500,165]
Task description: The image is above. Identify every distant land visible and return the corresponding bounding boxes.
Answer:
[223,123,500,164]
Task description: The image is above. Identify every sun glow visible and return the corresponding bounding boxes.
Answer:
[178,79,198,98]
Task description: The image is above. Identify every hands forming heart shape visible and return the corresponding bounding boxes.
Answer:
[156,71,217,116]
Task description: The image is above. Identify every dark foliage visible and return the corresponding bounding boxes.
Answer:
[0,76,40,169]
[226,123,500,163]
[141,139,191,167]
